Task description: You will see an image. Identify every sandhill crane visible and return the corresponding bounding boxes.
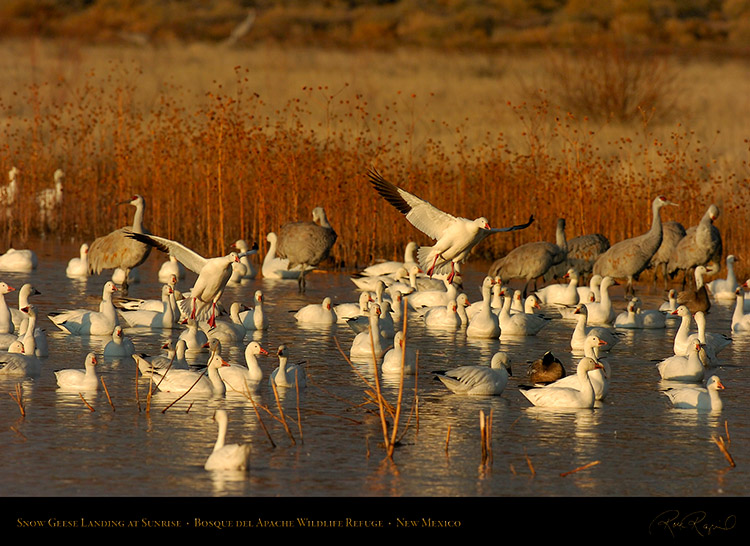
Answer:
[648,220,685,289]
[592,195,677,297]
[368,167,533,284]
[275,206,338,292]
[544,232,610,283]
[87,194,151,295]
[1,167,19,220]
[489,217,567,297]
[124,230,247,328]
[667,204,722,289]
[262,231,312,279]
[36,168,65,231]
[676,264,710,314]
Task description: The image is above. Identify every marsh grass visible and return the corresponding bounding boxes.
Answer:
[1,40,749,280]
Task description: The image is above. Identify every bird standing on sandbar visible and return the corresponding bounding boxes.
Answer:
[368,168,533,284]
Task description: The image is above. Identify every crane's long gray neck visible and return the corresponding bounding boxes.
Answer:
[556,219,568,254]
[132,200,145,233]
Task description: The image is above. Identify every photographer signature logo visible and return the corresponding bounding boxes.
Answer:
[649,510,736,537]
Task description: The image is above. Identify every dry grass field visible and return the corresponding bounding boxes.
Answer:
[1,38,749,280]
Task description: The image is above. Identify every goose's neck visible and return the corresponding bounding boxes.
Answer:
[727,262,737,285]
[709,387,723,410]
[208,361,226,393]
[213,419,227,452]
[733,295,745,323]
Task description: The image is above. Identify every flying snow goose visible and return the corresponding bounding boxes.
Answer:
[124,229,240,328]
[368,167,533,284]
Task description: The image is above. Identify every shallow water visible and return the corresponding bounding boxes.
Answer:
[1,239,749,502]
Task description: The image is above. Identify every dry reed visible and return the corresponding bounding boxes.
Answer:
[100,376,115,411]
[713,420,735,468]
[8,384,25,417]
[560,460,600,477]
[2,42,749,282]
[78,393,95,412]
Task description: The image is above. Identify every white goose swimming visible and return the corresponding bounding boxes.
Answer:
[349,304,388,360]
[536,268,580,306]
[334,292,372,324]
[119,284,176,329]
[66,243,90,278]
[158,255,185,283]
[55,353,99,390]
[294,297,337,325]
[0,248,38,272]
[204,409,251,471]
[382,330,418,375]
[657,340,706,382]
[148,340,228,396]
[368,168,533,283]
[239,290,268,330]
[269,344,307,389]
[48,281,119,336]
[543,335,609,401]
[359,241,419,278]
[434,351,512,396]
[731,286,750,333]
[204,302,247,344]
[229,239,258,281]
[707,255,738,301]
[134,339,190,376]
[583,276,616,324]
[103,325,136,358]
[219,340,268,393]
[422,299,461,330]
[0,341,41,377]
[466,277,500,339]
[497,287,547,336]
[663,375,725,411]
[178,317,209,352]
[11,283,41,332]
[570,304,619,351]
[520,357,603,409]
[16,305,48,357]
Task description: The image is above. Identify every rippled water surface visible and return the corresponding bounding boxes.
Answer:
[2,239,749,500]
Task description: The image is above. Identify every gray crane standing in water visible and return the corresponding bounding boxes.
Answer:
[648,220,686,290]
[87,194,151,295]
[593,195,678,297]
[667,204,722,289]
[276,206,338,292]
[488,217,568,298]
[543,232,610,283]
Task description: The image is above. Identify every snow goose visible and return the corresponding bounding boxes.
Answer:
[239,290,268,331]
[570,304,619,351]
[543,336,610,400]
[158,255,185,283]
[657,341,706,382]
[87,194,151,295]
[731,286,750,333]
[593,195,678,297]
[66,243,90,278]
[368,167,533,284]
[466,277,500,339]
[663,375,725,411]
[349,304,388,361]
[269,344,307,389]
[583,276,616,325]
[204,409,251,471]
[219,340,268,393]
[615,298,644,329]
[0,248,37,272]
[103,325,136,358]
[359,241,418,277]
[48,281,119,336]
[16,305,48,357]
[406,279,458,310]
[455,293,470,326]
[275,207,337,293]
[12,283,39,333]
[497,287,547,336]
[434,351,512,396]
[294,297,336,325]
[229,239,258,281]
[536,268,580,306]
[0,281,15,335]
[148,339,228,396]
[526,351,566,385]
[134,340,190,376]
[660,288,678,313]
[0,341,41,377]
[178,317,209,352]
[707,255,738,300]
[382,331,418,375]
[119,284,176,329]
[55,353,99,390]
[204,302,247,343]
[334,292,372,324]
[422,300,461,330]
[577,274,603,303]
[520,357,603,409]
[124,229,240,328]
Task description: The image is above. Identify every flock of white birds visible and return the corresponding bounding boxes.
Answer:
[0,165,746,471]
